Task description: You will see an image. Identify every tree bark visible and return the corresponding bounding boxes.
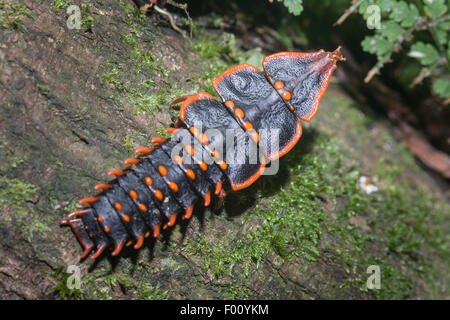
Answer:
[0,0,448,300]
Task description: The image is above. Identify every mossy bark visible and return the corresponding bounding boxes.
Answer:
[0,0,448,299]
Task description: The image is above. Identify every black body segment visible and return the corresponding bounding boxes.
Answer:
[132,158,182,218]
[161,138,213,197]
[92,196,129,247]
[80,209,110,249]
[173,129,225,186]
[263,50,338,121]
[117,171,162,228]
[212,64,302,160]
[105,184,148,240]
[180,92,265,190]
[146,145,198,209]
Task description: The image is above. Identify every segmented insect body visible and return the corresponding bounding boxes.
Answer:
[61,48,345,259]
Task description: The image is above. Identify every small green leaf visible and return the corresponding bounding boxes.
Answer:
[390,1,409,21]
[278,0,303,16]
[358,1,370,15]
[379,21,404,42]
[389,2,419,27]
[433,78,450,99]
[409,42,440,66]
[362,35,395,56]
[436,25,448,45]
[423,0,447,18]
[440,21,450,31]
[376,0,397,12]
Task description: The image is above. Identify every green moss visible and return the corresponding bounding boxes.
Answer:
[122,134,135,153]
[0,141,25,173]
[102,67,155,114]
[102,65,188,115]
[0,0,32,29]
[135,282,169,300]
[157,127,173,139]
[53,267,85,300]
[140,88,167,112]
[182,16,198,36]
[120,0,145,23]
[220,283,251,299]
[102,68,125,93]
[120,33,168,76]
[0,177,38,207]
[80,15,93,31]
[52,0,71,10]
[118,2,168,77]
[0,176,51,241]
[10,156,24,168]
[78,2,94,32]
[98,2,180,116]
[52,1,93,32]
[54,268,169,300]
